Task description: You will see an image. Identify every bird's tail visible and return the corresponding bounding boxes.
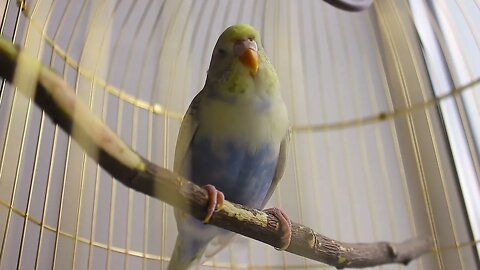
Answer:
[167,235,208,270]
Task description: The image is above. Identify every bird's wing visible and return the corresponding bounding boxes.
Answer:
[173,90,204,175]
[174,88,237,263]
[261,136,289,208]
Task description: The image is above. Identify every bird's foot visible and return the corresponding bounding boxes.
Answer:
[263,207,292,250]
[202,184,225,224]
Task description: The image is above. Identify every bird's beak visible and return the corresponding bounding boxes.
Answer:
[240,49,258,76]
[235,39,259,76]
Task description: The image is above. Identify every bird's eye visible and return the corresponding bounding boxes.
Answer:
[217,48,227,56]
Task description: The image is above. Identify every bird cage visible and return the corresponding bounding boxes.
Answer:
[0,0,479,269]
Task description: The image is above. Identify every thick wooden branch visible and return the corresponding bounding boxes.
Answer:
[0,36,431,268]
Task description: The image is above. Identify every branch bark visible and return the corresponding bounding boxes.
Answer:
[0,36,432,268]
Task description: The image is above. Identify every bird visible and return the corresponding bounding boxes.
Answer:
[168,24,291,270]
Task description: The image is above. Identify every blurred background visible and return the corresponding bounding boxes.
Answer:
[0,0,479,269]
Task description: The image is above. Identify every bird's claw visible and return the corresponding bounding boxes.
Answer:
[202,184,225,224]
[264,207,292,250]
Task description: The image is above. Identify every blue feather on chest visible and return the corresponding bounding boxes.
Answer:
[188,138,278,208]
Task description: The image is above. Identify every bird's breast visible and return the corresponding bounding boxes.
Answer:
[189,139,278,208]
[196,94,289,153]
[189,93,288,206]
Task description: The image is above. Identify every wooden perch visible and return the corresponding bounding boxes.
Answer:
[0,36,432,268]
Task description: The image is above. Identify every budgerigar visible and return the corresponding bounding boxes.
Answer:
[168,24,291,270]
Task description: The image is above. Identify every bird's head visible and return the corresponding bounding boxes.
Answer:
[210,24,261,76]
[205,24,279,99]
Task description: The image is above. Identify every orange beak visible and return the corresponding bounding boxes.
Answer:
[235,39,259,76]
[239,48,259,76]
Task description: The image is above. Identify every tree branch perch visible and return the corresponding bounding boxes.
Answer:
[0,36,432,268]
